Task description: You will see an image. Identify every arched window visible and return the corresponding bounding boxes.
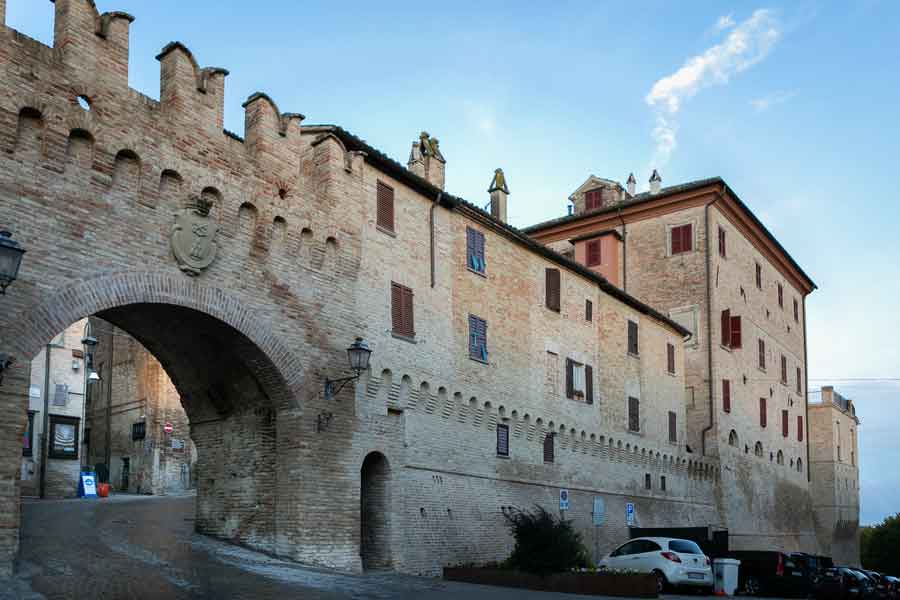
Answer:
[754,442,763,457]
[728,429,738,447]
[776,450,784,465]
[796,458,803,473]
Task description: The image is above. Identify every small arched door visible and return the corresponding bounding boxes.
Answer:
[360,452,390,570]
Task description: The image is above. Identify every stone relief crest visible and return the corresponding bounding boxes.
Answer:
[171,196,219,276]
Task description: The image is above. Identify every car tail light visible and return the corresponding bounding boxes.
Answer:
[660,552,682,563]
[776,554,784,577]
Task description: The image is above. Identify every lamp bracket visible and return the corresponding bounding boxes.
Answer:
[323,373,360,400]
[0,353,15,386]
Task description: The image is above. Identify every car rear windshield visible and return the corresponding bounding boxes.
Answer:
[669,540,703,554]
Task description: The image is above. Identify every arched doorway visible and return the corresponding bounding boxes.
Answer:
[360,452,390,570]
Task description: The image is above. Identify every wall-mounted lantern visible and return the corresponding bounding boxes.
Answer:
[0,231,25,295]
[323,337,372,400]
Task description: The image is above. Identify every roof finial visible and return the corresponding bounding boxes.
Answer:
[488,168,510,194]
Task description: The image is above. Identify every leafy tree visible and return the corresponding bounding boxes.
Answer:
[861,514,900,574]
[503,506,591,575]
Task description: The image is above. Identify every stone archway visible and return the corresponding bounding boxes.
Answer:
[360,451,391,570]
[0,272,305,569]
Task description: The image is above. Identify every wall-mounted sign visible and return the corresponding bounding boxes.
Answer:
[626,502,635,526]
[163,422,173,434]
[78,471,97,498]
[559,489,570,511]
[592,497,605,525]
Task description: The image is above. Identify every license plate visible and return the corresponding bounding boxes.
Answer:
[689,573,705,580]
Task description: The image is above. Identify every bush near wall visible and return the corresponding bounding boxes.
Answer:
[861,514,900,574]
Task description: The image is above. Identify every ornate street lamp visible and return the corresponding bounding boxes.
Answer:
[323,337,372,400]
[81,322,100,384]
[0,231,25,295]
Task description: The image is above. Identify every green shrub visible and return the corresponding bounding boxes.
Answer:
[503,505,591,575]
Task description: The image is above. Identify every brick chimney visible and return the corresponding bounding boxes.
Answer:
[626,172,636,196]
[407,131,446,189]
[649,169,662,195]
[488,168,509,222]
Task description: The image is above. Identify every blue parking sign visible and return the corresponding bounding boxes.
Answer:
[625,502,635,526]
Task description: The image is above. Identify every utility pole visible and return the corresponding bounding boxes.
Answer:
[38,343,51,499]
[104,328,114,475]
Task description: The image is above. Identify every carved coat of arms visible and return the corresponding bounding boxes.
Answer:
[171,197,219,276]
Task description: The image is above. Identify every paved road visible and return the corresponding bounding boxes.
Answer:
[3,494,759,600]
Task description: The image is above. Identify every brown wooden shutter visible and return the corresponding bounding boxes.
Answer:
[759,339,766,369]
[668,411,677,443]
[543,434,554,463]
[756,263,762,288]
[723,379,731,413]
[797,367,802,394]
[403,286,414,337]
[793,298,799,322]
[782,410,789,437]
[798,415,804,442]
[721,309,731,346]
[565,358,574,399]
[730,315,742,348]
[683,224,693,252]
[667,343,675,373]
[781,355,787,384]
[587,240,601,266]
[778,283,784,307]
[585,299,593,322]
[671,227,682,255]
[376,181,394,231]
[391,283,402,334]
[628,320,639,355]
[585,364,593,405]
[760,398,767,428]
[496,424,509,456]
[545,268,560,311]
[718,227,726,257]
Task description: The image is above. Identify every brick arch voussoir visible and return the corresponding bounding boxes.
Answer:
[7,270,303,410]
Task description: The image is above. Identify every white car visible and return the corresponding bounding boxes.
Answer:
[597,537,713,593]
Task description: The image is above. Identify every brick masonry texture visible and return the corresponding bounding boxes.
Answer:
[0,1,854,579]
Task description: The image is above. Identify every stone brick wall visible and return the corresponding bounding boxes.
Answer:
[0,2,713,578]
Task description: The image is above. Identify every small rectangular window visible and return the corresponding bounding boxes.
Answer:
[796,367,802,394]
[48,415,80,460]
[668,411,677,443]
[545,268,561,312]
[566,359,593,403]
[666,343,675,374]
[755,262,762,289]
[721,310,741,348]
[586,240,602,266]
[466,227,485,274]
[391,282,415,338]
[131,421,146,441]
[660,476,667,491]
[376,181,394,232]
[543,433,554,463]
[759,398,767,428]
[723,379,731,413]
[585,189,603,211]
[468,314,488,362]
[496,424,509,457]
[670,223,693,255]
[585,299,593,322]
[798,415,804,442]
[781,355,787,385]
[782,409,789,438]
[793,298,799,323]
[718,226,727,258]
[778,283,784,308]
[628,396,640,432]
[645,473,652,490]
[758,339,766,370]
[627,320,639,355]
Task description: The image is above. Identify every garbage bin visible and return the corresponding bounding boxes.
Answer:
[713,558,741,596]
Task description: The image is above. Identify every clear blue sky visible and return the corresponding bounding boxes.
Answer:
[8,1,899,525]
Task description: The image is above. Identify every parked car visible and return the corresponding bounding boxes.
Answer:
[597,537,712,593]
[815,567,875,600]
[882,575,900,600]
[860,571,891,600]
[727,550,817,597]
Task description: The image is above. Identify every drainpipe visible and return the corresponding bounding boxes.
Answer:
[617,208,627,293]
[700,196,719,456]
[39,343,51,499]
[430,192,442,288]
[803,294,810,482]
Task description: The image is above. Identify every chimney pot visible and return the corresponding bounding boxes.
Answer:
[626,172,636,196]
[488,168,510,223]
[649,169,662,195]
[407,131,446,189]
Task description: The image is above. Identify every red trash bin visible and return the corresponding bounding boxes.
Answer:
[97,483,109,497]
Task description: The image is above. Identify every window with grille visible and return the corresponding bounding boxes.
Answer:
[660,476,667,491]
[132,421,146,441]
[759,398,767,428]
[391,282,415,338]
[468,314,488,362]
[466,227,485,274]
[376,180,394,232]
[667,343,675,374]
[644,473,652,489]
[496,424,509,457]
[627,320,639,355]
[723,379,731,413]
[670,224,693,255]
[543,434,554,463]
[586,240,601,266]
[545,268,560,312]
[628,397,640,432]
[585,299,593,322]
[48,415,79,460]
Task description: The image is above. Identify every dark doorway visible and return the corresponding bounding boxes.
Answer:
[121,457,130,491]
[360,452,390,570]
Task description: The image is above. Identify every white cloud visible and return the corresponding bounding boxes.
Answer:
[645,9,781,167]
[712,14,736,35]
[750,89,797,112]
